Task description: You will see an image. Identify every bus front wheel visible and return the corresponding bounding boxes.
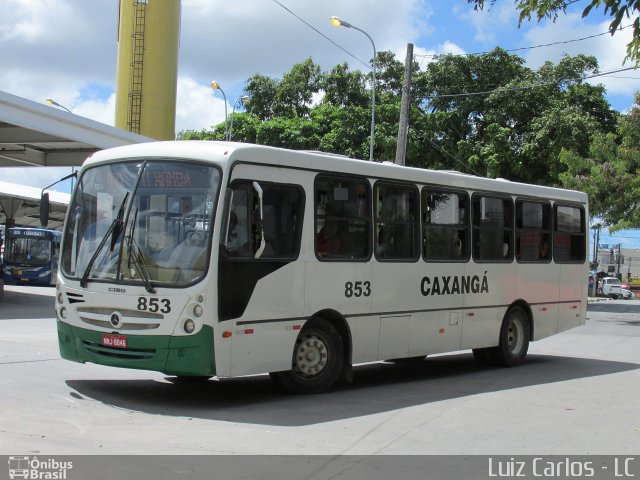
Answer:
[270,318,344,394]
[490,306,530,367]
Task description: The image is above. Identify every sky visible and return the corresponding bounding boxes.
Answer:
[0,0,638,243]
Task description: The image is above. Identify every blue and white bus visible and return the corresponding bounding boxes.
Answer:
[2,227,62,286]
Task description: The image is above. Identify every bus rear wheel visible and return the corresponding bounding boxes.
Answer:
[489,306,530,367]
[270,318,344,394]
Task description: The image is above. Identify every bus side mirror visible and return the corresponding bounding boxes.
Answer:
[40,192,50,228]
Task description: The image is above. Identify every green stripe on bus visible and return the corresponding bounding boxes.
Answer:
[57,320,215,377]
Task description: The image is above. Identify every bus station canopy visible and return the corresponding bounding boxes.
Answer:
[0,180,70,230]
[0,89,151,168]
[0,89,153,230]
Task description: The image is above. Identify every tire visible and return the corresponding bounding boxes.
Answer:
[271,318,344,394]
[488,306,530,367]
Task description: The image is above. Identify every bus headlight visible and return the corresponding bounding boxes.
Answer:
[57,292,64,305]
[184,319,196,334]
[193,304,203,318]
[60,307,67,320]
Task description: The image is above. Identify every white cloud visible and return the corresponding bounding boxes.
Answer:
[176,77,227,134]
[459,1,519,45]
[1,0,429,140]
[72,94,116,126]
[523,14,637,96]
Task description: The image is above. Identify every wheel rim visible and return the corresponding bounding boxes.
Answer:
[293,333,328,377]
[506,314,525,355]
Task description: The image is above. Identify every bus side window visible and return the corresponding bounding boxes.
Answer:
[315,176,371,260]
[515,200,551,262]
[472,195,513,262]
[225,182,304,260]
[422,189,469,262]
[554,204,586,262]
[374,182,419,261]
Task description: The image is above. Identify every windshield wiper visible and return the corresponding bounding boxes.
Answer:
[126,207,155,293]
[80,192,129,288]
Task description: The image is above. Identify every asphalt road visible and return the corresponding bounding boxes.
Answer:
[0,284,639,458]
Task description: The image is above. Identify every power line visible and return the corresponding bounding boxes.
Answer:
[414,24,634,60]
[269,0,370,69]
[423,66,636,100]
[425,137,482,176]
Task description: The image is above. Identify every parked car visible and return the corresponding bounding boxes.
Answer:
[598,277,623,299]
[621,288,635,300]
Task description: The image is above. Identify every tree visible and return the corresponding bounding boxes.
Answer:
[560,93,640,229]
[468,0,640,64]
[415,50,617,183]
[179,50,618,188]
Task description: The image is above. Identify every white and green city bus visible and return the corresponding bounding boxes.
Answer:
[53,141,588,393]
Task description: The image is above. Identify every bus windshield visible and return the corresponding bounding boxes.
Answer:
[5,236,52,266]
[61,159,221,287]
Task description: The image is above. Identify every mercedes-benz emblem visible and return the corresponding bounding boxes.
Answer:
[110,312,121,327]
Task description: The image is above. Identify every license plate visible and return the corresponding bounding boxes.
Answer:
[102,334,128,349]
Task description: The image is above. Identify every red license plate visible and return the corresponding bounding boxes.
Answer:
[102,334,128,349]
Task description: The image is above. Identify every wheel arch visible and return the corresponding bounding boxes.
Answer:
[309,308,353,383]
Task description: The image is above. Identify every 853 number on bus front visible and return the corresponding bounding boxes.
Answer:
[345,281,371,298]
[137,297,171,314]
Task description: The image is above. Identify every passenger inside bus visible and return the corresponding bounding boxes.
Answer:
[317,221,341,256]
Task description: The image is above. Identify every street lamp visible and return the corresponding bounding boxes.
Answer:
[210,81,228,141]
[45,98,72,114]
[229,96,250,141]
[330,16,376,161]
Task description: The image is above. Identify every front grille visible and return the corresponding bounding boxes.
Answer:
[80,318,160,330]
[76,306,163,331]
[76,306,162,319]
[82,340,156,360]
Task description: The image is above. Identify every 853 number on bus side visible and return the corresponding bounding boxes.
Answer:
[345,281,371,298]
[137,297,172,314]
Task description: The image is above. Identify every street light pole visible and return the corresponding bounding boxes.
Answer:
[330,16,376,161]
[210,81,228,141]
[45,98,72,114]
[229,96,250,141]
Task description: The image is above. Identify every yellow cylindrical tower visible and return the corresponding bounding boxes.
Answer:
[115,0,181,140]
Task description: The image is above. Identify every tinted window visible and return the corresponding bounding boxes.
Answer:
[554,205,586,262]
[422,189,469,261]
[516,200,551,262]
[374,183,419,261]
[472,195,513,261]
[224,182,304,260]
[316,176,371,260]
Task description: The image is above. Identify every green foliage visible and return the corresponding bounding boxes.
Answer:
[178,49,620,191]
[560,94,640,229]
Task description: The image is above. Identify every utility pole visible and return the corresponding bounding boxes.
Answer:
[592,223,601,297]
[395,43,413,166]
[617,243,622,279]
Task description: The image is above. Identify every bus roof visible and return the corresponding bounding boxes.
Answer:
[83,141,587,204]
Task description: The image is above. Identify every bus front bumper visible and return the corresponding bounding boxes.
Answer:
[57,320,216,377]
